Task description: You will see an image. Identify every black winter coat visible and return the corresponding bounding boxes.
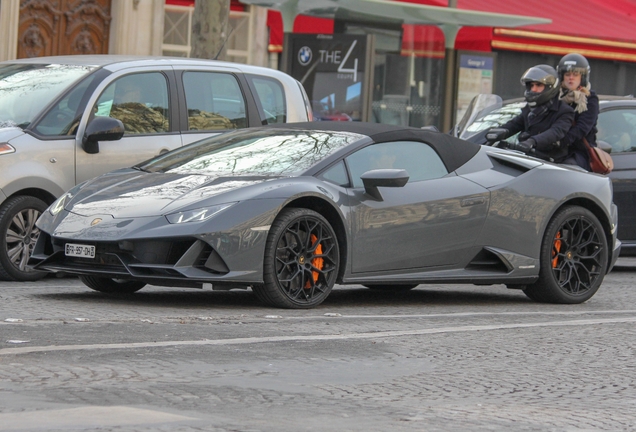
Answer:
[561,90,599,171]
[502,96,575,163]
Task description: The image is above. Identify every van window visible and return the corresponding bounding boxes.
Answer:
[247,75,286,125]
[34,73,100,136]
[94,73,170,135]
[182,72,247,130]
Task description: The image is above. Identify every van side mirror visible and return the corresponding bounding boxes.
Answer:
[82,117,125,154]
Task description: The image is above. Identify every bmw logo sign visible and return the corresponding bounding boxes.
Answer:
[298,46,312,66]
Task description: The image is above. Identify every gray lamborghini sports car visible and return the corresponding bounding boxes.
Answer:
[29,122,620,308]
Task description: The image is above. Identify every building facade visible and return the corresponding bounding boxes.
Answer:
[2,0,636,129]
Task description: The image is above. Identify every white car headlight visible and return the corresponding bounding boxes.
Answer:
[0,143,15,155]
[166,202,236,224]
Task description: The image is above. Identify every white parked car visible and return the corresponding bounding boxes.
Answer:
[0,55,313,281]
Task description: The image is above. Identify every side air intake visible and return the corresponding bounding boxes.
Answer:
[466,248,511,273]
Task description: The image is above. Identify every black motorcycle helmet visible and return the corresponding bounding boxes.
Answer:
[520,64,560,107]
[557,53,590,87]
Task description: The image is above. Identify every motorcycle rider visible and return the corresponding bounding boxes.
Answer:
[557,53,598,170]
[489,65,575,163]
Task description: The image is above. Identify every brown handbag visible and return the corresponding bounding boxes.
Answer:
[583,137,613,174]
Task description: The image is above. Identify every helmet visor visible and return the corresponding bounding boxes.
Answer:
[561,66,587,76]
[520,67,557,86]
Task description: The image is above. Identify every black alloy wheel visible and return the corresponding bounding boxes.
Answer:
[524,206,608,304]
[0,196,48,281]
[256,208,339,309]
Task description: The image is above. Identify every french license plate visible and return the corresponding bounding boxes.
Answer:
[65,243,95,259]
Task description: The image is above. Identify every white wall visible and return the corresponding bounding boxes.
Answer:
[109,0,164,55]
[0,0,19,61]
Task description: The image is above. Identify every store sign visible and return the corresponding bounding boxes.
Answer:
[456,52,496,123]
[289,34,368,122]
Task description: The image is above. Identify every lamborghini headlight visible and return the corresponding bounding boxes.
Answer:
[49,193,70,216]
[48,181,89,216]
[166,202,236,224]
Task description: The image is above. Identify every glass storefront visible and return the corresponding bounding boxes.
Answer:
[345,24,445,129]
[371,53,444,128]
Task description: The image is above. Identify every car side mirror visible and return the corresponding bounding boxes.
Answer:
[82,117,125,154]
[360,169,409,201]
[597,140,612,154]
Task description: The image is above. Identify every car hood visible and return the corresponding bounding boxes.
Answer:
[67,169,280,218]
[0,126,26,142]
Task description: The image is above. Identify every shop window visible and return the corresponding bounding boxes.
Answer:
[371,52,445,130]
[163,4,193,57]
[162,4,250,64]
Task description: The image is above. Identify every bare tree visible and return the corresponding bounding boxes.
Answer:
[190,0,231,60]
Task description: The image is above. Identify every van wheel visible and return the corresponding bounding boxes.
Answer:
[0,196,48,281]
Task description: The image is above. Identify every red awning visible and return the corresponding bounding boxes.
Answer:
[457,0,636,62]
[268,12,335,53]
[267,10,285,52]
[401,25,445,58]
[459,0,636,41]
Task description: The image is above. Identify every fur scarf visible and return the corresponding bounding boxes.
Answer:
[560,83,591,114]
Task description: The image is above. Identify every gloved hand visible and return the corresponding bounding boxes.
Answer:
[507,138,535,154]
[485,128,509,143]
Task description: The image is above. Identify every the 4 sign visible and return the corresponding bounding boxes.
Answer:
[288,34,369,121]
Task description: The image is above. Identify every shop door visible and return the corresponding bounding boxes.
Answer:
[18,0,112,59]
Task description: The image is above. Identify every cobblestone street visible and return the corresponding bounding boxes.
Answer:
[2,262,636,431]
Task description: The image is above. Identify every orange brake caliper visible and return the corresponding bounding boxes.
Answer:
[552,231,562,268]
[305,234,324,288]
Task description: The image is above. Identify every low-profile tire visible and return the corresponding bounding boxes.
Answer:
[79,275,146,294]
[523,206,608,304]
[363,284,418,291]
[255,208,339,309]
[0,196,49,281]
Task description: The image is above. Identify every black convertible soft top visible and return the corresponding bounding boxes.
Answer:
[266,121,481,173]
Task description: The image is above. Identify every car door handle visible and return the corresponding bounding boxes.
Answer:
[461,197,486,207]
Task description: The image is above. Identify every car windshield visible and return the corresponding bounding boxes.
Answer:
[139,128,365,175]
[460,101,526,140]
[0,63,95,128]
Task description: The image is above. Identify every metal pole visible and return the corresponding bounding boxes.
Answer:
[440,0,459,132]
[440,24,459,132]
[442,47,457,132]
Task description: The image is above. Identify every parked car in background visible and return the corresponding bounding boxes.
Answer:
[30,122,619,308]
[311,100,352,121]
[457,95,636,257]
[0,55,313,281]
